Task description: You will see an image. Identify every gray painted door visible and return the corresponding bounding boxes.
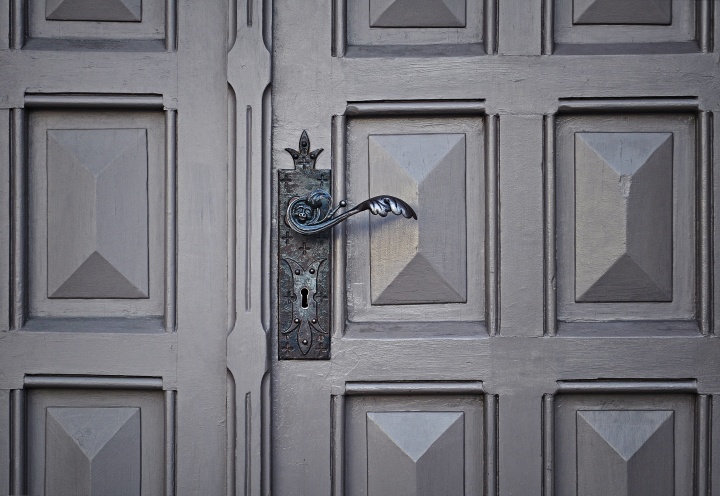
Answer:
[266,0,720,495]
[1,1,228,495]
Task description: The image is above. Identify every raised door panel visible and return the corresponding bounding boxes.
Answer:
[552,0,699,53]
[26,110,167,326]
[553,389,698,496]
[20,0,174,50]
[26,386,168,496]
[345,115,485,332]
[555,112,697,331]
[346,0,485,53]
[344,390,485,496]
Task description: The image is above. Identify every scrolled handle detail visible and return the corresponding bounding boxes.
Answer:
[285,189,417,235]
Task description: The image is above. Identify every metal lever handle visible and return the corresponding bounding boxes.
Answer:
[285,190,417,235]
[283,130,416,236]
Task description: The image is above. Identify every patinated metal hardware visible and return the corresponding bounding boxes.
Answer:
[278,131,417,359]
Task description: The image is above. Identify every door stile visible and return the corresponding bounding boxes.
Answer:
[226,0,272,493]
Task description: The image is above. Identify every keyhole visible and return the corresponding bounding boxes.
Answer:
[301,288,309,308]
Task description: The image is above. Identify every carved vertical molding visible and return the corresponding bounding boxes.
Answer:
[165,0,178,51]
[699,111,712,335]
[543,114,556,336]
[9,389,26,496]
[542,394,554,496]
[10,0,25,49]
[332,115,347,338]
[165,110,178,332]
[542,0,554,54]
[10,108,26,330]
[331,394,345,496]
[484,394,499,496]
[331,0,347,57]
[165,389,177,496]
[484,0,498,54]
[486,114,499,335]
[696,394,710,496]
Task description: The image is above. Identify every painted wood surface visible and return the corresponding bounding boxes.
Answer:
[0,0,719,495]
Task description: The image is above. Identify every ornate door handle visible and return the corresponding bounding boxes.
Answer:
[283,131,416,235]
[285,190,416,235]
[278,131,417,360]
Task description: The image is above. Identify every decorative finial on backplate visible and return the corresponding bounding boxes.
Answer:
[285,130,324,170]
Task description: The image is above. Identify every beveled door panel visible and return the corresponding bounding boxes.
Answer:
[555,112,698,328]
[26,110,167,324]
[345,115,486,331]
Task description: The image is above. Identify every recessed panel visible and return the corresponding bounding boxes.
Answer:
[576,410,674,496]
[27,388,166,496]
[346,117,484,330]
[25,0,166,50]
[47,129,149,299]
[46,407,141,495]
[555,114,696,326]
[573,0,671,25]
[370,0,466,27]
[554,392,694,496]
[367,411,464,495]
[554,0,697,53]
[574,132,673,303]
[28,111,166,321]
[46,0,142,22]
[369,134,466,305]
[347,0,483,53]
[345,393,483,495]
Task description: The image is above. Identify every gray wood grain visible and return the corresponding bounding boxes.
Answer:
[0,110,8,332]
[0,0,8,50]
[0,390,8,493]
[499,115,544,336]
[174,0,228,493]
[498,0,541,54]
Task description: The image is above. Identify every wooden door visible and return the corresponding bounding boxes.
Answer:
[264,0,720,495]
[1,1,229,494]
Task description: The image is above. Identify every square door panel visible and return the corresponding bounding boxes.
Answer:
[27,388,166,495]
[555,113,696,328]
[345,394,483,495]
[24,0,168,50]
[27,110,166,321]
[346,0,484,54]
[554,392,696,496]
[345,117,484,332]
[553,0,699,53]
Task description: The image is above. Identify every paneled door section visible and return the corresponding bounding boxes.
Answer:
[267,0,720,495]
[1,1,229,495]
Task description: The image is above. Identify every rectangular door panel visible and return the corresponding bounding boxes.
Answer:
[555,112,698,331]
[18,0,176,50]
[345,115,485,333]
